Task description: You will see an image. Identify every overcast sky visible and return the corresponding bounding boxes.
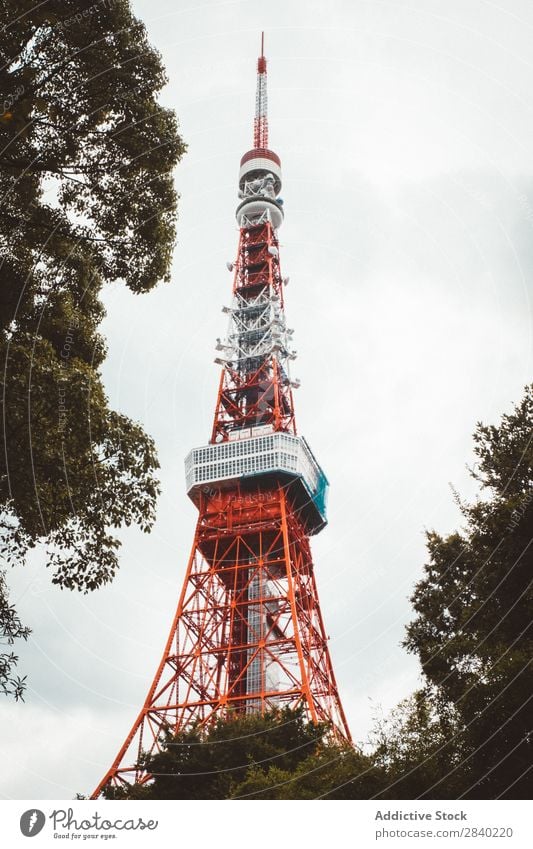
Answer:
[2,0,533,799]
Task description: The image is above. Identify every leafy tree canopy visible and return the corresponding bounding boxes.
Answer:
[104,708,384,800]
[400,386,533,798]
[0,570,30,699]
[371,688,468,799]
[0,0,186,696]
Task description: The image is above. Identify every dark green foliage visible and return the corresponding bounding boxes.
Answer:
[0,0,186,694]
[371,689,469,799]
[233,740,384,800]
[399,386,533,798]
[0,571,30,698]
[105,708,385,800]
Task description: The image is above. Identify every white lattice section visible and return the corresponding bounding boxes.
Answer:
[216,290,295,368]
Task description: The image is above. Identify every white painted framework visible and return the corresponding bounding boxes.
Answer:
[215,288,297,375]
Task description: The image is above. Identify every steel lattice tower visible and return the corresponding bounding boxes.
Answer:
[92,36,351,798]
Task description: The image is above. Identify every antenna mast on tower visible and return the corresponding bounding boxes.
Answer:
[254,32,268,149]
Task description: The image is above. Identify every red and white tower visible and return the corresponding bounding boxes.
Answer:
[92,36,351,798]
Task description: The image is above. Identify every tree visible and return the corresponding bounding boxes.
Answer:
[399,386,533,798]
[371,689,468,799]
[105,708,328,800]
[103,708,384,800]
[0,570,30,699]
[0,0,186,695]
[233,739,384,799]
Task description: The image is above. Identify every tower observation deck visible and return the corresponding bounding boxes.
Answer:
[92,35,351,798]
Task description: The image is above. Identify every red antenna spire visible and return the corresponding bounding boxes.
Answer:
[254,31,268,149]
